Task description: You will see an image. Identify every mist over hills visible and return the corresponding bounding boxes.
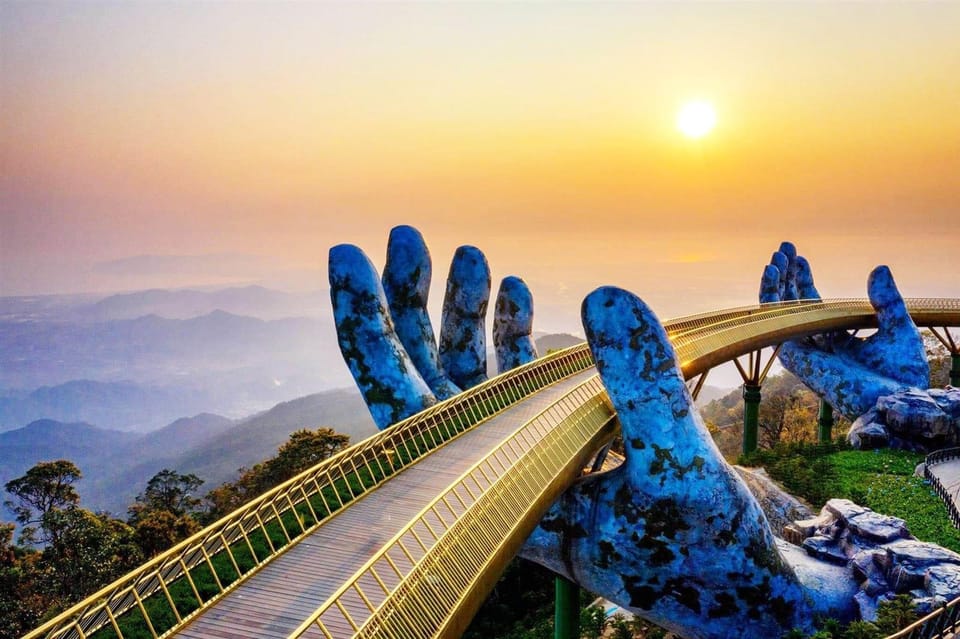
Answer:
[80,285,328,321]
[0,286,355,432]
[3,283,710,519]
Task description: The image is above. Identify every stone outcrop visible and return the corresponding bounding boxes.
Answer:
[785,499,960,620]
[848,387,960,451]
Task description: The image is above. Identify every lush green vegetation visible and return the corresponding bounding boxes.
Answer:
[3,376,555,638]
[741,442,960,552]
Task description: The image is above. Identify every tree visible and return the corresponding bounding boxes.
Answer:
[129,469,203,520]
[261,428,351,487]
[580,603,607,639]
[842,621,881,639]
[0,522,45,637]
[608,613,635,639]
[38,508,142,604]
[205,428,350,520]
[4,460,82,545]
[131,509,199,557]
[875,594,918,634]
[127,469,203,557]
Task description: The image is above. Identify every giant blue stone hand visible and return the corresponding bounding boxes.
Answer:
[758,243,960,450]
[332,230,960,637]
[330,226,539,429]
[520,287,847,638]
[759,243,928,420]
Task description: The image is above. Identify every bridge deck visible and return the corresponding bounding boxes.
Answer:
[174,369,597,639]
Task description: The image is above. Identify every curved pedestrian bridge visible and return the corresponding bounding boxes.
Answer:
[25,299,960,639]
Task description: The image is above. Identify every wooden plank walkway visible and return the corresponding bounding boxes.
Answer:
[173,369,597,639]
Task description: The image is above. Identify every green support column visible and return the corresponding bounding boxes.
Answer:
[818,398,834,443]
[951,354,960,388]
[742,384,761,455]
[554,576,579,639]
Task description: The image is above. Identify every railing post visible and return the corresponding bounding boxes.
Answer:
[554,576,580,639]
[818,398,834,443]
[742,384,761,455]
[951,353,960,387]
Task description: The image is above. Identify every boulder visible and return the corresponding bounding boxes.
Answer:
[848,411,890,449]
[877,389,952,440]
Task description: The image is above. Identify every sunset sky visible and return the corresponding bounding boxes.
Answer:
[2,2,958,332]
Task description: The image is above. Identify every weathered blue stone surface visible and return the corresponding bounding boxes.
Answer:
[520,287,823,639]
[331,229,960,638]
[382,225,461,400]
[329,244,437,430]
[760,247,929,421]
[493,276,538,374]
[439,246,491,390]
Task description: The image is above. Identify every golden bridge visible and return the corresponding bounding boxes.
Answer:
[24,299,960,639]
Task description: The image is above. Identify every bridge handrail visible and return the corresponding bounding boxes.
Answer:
[24,298,960,639]
[926,448,960,468]
[882,594,960,639]
[665,298,960,338]
[23,342,595,639]
[665,298,960,377]
[287,374,616,639]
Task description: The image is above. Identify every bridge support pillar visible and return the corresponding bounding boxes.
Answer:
[742,384,761,455]
[734,346,781,455]
[952,354,960,388]
[818,398,834,443]
[554,576,579,639]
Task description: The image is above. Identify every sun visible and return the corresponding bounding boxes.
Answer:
[676,100,717,139]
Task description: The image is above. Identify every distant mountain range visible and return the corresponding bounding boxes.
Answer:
[0,282,736,521]
[0,388,376,516]
[79,285,328,321]
[0,305,353,430]
[0,380,208,433]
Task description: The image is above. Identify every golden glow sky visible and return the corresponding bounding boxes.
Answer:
[2,2,958,330]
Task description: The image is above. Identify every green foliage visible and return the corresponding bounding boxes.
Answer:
[464,559,558,639]
[580,603,607,639]
[749,442,960,552]
[4,460,82,545]
[819,618,842,636]
[204,427,350,520]
[38,508,143,604]
[127,469,204,557]
[608,612,634,639]
[740,441,847,506]
[130,469,203,519]
[841,620,881,639]
[875,594,919,634]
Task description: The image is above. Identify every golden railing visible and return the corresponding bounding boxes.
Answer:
[280,298,960,639]
[23,343,595,639]
[287,375,616,639]
[665,298,960,377]
[24,298,960,639]
[882,594,960,639]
